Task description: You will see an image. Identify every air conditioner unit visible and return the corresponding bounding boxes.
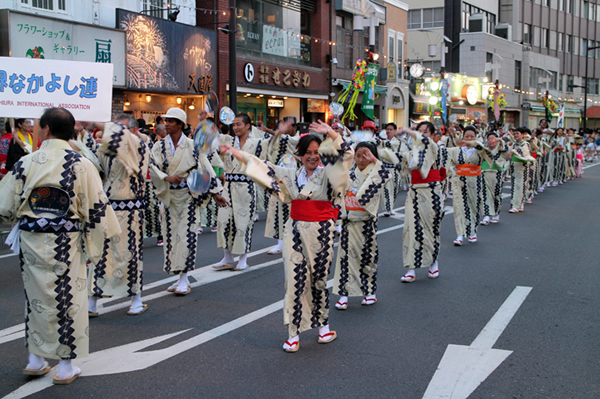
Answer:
[495,23,512,41]
[469,13,484,33]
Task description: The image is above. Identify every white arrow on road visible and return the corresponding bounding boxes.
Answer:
[422,286,532,399]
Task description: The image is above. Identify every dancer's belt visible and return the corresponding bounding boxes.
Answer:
[382,163,396,168]
[226,173,252,183]
[411,167,446,184]
[290,199,339,222]
[554,147,564,152]
[481,161,503,171]
[531,153,538,159]
[19,216,80,233]
[169,182,188,189]
[455,164,481,176]
[110,199,147,210]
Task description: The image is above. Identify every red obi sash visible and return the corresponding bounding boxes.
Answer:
[455,164,481,176]
[291,199,339,222]
[411,167,447,184]
[531,153,538,159]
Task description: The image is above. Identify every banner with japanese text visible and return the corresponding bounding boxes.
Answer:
[361,63,379,120]
[0,57,113,121]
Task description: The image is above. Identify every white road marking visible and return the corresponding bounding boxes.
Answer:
[422,286,532,399]
[3,281,334,399]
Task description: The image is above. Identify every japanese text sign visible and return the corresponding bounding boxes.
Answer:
[5,11,126,86]
[0,57,113,121]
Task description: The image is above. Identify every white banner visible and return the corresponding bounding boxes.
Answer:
[0,57,113,121]
[557,103,565,128]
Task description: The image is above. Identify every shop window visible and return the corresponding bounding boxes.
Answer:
[236,0,312,66]
[587,78,599,95]
[515,60,521,91]
[523,24,531,44]
[566,75,574,93]
[336,26,353,70]
[408,8,444,30]
[29,0,66,10]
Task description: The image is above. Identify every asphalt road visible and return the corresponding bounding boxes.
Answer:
[1,163,599,399]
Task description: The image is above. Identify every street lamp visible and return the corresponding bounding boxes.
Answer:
[418,29,452,69]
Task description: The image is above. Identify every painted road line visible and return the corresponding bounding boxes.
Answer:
[0,205,411,343]
[423,286,533,399]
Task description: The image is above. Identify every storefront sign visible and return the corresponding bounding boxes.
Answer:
[254,63,311,88]
[387,62,396,82]
[307,99,326,112]
[0,57,113,121]
[268,99,284,107]
[118,9,217,94]
[1,11,126,86]
[462,84,478,105]
[262,26,287,57]
[244,63,255,83]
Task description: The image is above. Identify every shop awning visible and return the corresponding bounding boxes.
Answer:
[530,105,582,115]
[336,79,388,95]
[586,106,600,118]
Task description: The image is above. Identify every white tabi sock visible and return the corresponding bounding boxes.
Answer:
[217,249,235,266]
[236,253,248,270]
[403,269,416,278]
[88,296,98,313]
[283,334,299,350]
[276,239,283,250]
[129,292,143,313]
[335,296,348,308]
[26,353,45,370]
[429,261,439,274]
[176,273,190,291]
[57,359,80,380]
[318,324,330,337]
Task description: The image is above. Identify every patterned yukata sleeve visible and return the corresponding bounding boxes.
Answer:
[318,135,354,202]
[70,140,103,173]
[78,158,121,265]
[98,122,141,176]
[149,141,171,206]
[355,160,390,216]
[241,153,292,202]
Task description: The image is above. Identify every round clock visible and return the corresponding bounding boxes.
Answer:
[410,63,425,78]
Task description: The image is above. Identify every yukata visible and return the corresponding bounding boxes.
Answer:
[199,150,225,230]
[264,134,299,241]
[333,160,389,298]
[0,139,119,360]
[481,141,508,218]
[150,135,221,274]
[554,136,568,183]
[217,133,287,255]
[88,123,150,298]
[141,139,162,239]
[401,133,446,269]
[242,135,353,337]
[374,137,408,213]
[446,144,489,239]
[509,141,534,210]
